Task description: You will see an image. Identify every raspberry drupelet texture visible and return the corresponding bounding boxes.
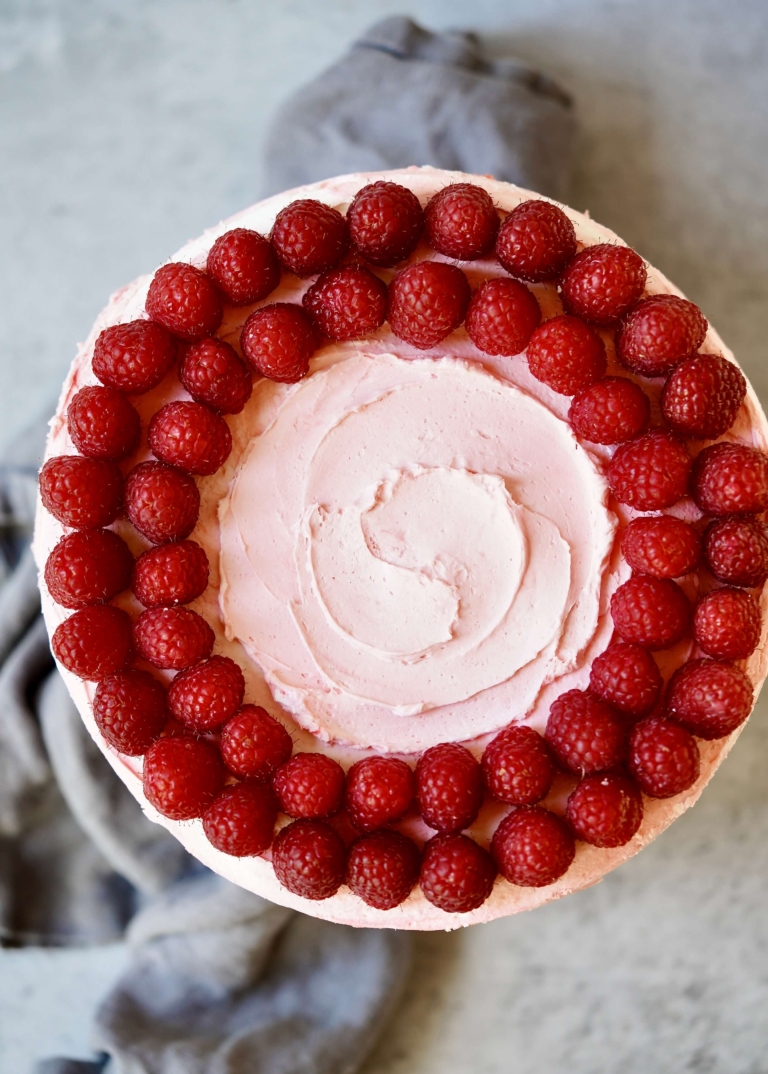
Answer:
[206,227,281,306]
[610,576,691,650]
[202,783,278,857]
[424,182,500,260]
[133,606,214,670]
[146,262,223,342]
[387,261,471,350]
[621,515,701,579]
[344,756,415,831]
[45,529,133,609]
[240,303,317,382]
[560,243,647,326]
[124,461,200,545]
[526,315,607,396]
[179,338,253,414]
[617,294,708,376]
[704,517,768,588]
[589,641,662,719]
[347,181,424,267]
[416,742,484,833]
[271,199,349,277]
[465,278,541,357]
[272,818,347,900]
[67,386,141,461]
[566,773,643,848]
[420,833,496,913]
[273,753,345,819]
[52,606,132,680]
[495,199,576,282]
[167,655,245,732]
[491,806,575,887]
[568,377,650,445]
[40,456,123,530]
[545,689,626,775]
[608,431,692,511]
[220,705,293,781]
[303,265,388,341]
[92,320,177,394]
[143,735,225,821]
[693,587,762,660]
[666,658,754,739]
[628,716,700,798]
[148,400,232,476]
[346,830,421,910]
[481,724,554,805]
[93,669,167,755]
[661,354,746,440]
[132,540,209,607]
[691,442,768,517]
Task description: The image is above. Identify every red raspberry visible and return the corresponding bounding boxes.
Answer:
[589,641,662,718]
[124,461,200,545]
[491,806,575,887]
[67,386,141,461]
[481,724,553,805]
[424,183,499,260]
[93,669,167,755]
[621,515,701,579]
[617,294,708,376]
[179,338,253,414]
[495,199,576,283]
[566,773,643,848]
[40,455,123,530]
[561,243,647,326]
[133,606,214,670]
[303,265,387,340]
[415,742,483,833]
[220,705,293,781]
[545,689,626,775]
[148,400,231,477]
[662,354,746,440]
[203,783,278,857]
[667,658,753,739]
[387,261,470,350]
[45,529,133,609]
[420,833,496,913]
[693,587,761,660]
[143,735,225,820]
[273,753,345,819]
[691,442,768,517]
[145,262,223,342]
[206,228,280,306]
[628,716,700,798]
[240,303,317,382]
[272,818,346,900]
[348,181,424,267]
[568,377,649,445]
[270,199,348,278]
[526,315,607,395]
[168,655,245,731]
[344,756,415,831]
[92,320,176,394]
[608,431,692,511]
[611,575,690,649]
[346,830,421,910]
[132,540,209,607]
[52,606,132,680]
[704,517,768,588]
[465,278,541,356]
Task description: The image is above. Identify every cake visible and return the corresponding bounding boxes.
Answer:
[33,167,768,930]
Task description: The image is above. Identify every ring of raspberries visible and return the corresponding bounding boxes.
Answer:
[40,180,765,916]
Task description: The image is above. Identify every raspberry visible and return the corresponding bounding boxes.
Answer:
[589,641,662,718]
[220,705,293,781]
[387,261,470,350]
[481,724,553,805]
[465,278,541,356]
[495,199,576,283]
[271,199,349,277]
[125,461,200,545]
[348,181,424,267]
[617,294,708,376]
[132,540,209,607]
[621,515,701,579]
[92,320,176,394]
[424,183,499,260]
[168,655,245,732]
[666,658,754,739]
[45,529,133,609]
[143,735,225,820]
[693,587,761,660]
[346,830,421,910]
[52,606,132,680]
[491,806,575,887]
[272,818,346,900]
[303,265,387,341]
[39,455,123,530]
[273,753,345,819]
[608,431,692,511]
[661,355,746,440]
[148,400,231,476]
[565,773,643,848]
[133,606,214,670]
[691,442,768,517]
[344,756,415,831]
[561,243,647,326]
[545,689,626,775]
[240,303,317,382]
[93,669,167,755]
[611,575,690,649]
[420,833,496,913]
[526,315,607,395]
[203,783,278,857]
[67,386,141,461]
[704,517,768,588]
[179,338,253,414]
[415,742,484,833]
[568,377,649,444]
[145,262,223,342]
[628,715,700,798]
[206,228,280,306]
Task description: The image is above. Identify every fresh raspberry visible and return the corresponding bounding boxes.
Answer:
[143,735,225,820]
[45,529,133,609]
[693,587,762,660]
[202,783,278,857]
[621,515,701,579]
[67,386,141,461]
[566,773,643,848]
[92,320,176,394]
[610,576,690,649]
[220,705,293,781]
[93,669,167,755]
[52,606,132,680]
[691,442,768,517]
[344,756,415,831]
[491,806,575,887]
[568,377,650,444]
[179,338,253,414]
[133,606,214,670]
[132,540,209,607]
[608,431,692,511]
[346,830,421,910]
[526,315,607,396]
[148,400,231,476]
[617,294,708,376]
[545,689,626,775]
[270,199,349,277]
[416,742,484,833]
[273,753,345,819]
[589,641,662,718]
[465,278,541,356]
[39,455,123,530]
[303,265,387,341]
[560,243,647,326]
[661,354,746,440]
[124,461,200,545]
[420,833,496,913]
[168,655,245,732]
[240,303,317,382]
[628,716,700,798]
[145,262,223,342]
[424,183,499,260]
[481,724,553,805]
[348,181,424,267]
[387,261,470,350]
[495,199,576,283]
[272,818,346,900]
[666,658,754,739]
[704,517,768,588]
[206,227,280,306]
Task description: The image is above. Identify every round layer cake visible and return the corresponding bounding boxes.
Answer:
[33,167,768,929]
